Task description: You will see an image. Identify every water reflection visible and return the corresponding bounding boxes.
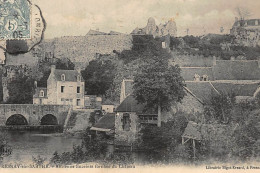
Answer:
[1,130,82,164]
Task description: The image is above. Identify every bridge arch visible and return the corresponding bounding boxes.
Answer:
[40,114,58,125]
[6,114,28,126]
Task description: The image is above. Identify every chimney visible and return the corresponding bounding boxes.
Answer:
[76,67,81,73]
[34,81,37,88]
[51,65,56,74]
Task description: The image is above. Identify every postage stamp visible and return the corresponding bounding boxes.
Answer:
[0,0,31,40]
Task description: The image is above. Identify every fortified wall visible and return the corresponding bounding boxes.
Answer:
[37,31,133,68]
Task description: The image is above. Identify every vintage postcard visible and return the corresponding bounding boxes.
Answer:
[0,0,259,173]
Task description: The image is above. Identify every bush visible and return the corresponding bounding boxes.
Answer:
[139,114,188,163]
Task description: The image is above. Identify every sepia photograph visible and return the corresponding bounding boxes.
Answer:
[0,0,259,172]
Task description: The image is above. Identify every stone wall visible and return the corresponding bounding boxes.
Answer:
[172,54,215,67]
[0,104,70,126]
[38,34,132,68]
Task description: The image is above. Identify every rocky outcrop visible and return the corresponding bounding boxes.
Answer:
[131,17,177,37]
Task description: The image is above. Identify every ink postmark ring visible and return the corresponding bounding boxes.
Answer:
[0,0,31,40]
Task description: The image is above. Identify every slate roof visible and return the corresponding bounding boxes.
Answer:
[116,95,156,114]
[102,99,114,105]
[54,69,84,82]
[185,82,219,104]
[33,87,47,98]
[211,81,260,96]
[90,113,115,132]
[181,67,214,81]
[213,60,260,80]
[182,121,202,140]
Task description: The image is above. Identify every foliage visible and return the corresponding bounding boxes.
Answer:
[232,110,260,159]
[32,155,47,166]
[104,152,134,165]
[204,93,235,124]
[50,129,107,165]
[182,35,200,48]
[6,74,34,104]
[176,34,260,60]
[81,59,116,96]
[170,37,181,50]
[119,35,161,64]
[133,40,186,126]
[37,58,75,87]
[208,34,235,45]
[140,114,188,162]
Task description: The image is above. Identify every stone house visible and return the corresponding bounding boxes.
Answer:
[33,65,85,109]
[33,87,48,105]
[230,18,260,47]
[114,56,260,146]
[115,95,157,146]
[101,99,115,113]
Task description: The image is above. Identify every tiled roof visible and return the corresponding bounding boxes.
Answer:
[91,113,115,131]
[181,67,214,81]
[116,95,156,114]
[33,87,47,98]
[213,60,260,80]
[211,81,259,96]
[185,82,218,104]
[102,99,114,105]
[54,69,84,82]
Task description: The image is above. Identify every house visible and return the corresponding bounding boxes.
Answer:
[115,94,157,146]
[102,99,115,113]
[120,79,133,103]
[33,65,85,109]
[230,18,260,47]
[114,56,260,145]
[33,87,48,105]
[84,95,102,109]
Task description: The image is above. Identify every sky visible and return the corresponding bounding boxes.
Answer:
[33,0,260,39]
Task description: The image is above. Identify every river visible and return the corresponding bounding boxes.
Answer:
[1,130,82,165]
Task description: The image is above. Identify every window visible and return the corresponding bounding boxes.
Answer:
[77,75,81,82]
[61,98,64,101]
[77,86,80,93]
[61,86,65,93]
[39,90,44,97]
[39,99,42,105]
[61,74,65,81]
[122,113,131,131]
[77,99,81,106]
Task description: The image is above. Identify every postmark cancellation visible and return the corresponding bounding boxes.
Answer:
[0,0,31,40]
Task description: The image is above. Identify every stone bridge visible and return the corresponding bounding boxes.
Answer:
[0,104,70,126]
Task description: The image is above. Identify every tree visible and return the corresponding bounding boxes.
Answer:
[204,93,235,124]
[37,58,75,87]
[6,74,34,104]
[81,59,116,96]
[140,114,188,162]
[133,41,186,127]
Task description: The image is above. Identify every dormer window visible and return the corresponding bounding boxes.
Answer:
[61,74,65,81]
[39,90,44,97]
[77,75,81,82]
